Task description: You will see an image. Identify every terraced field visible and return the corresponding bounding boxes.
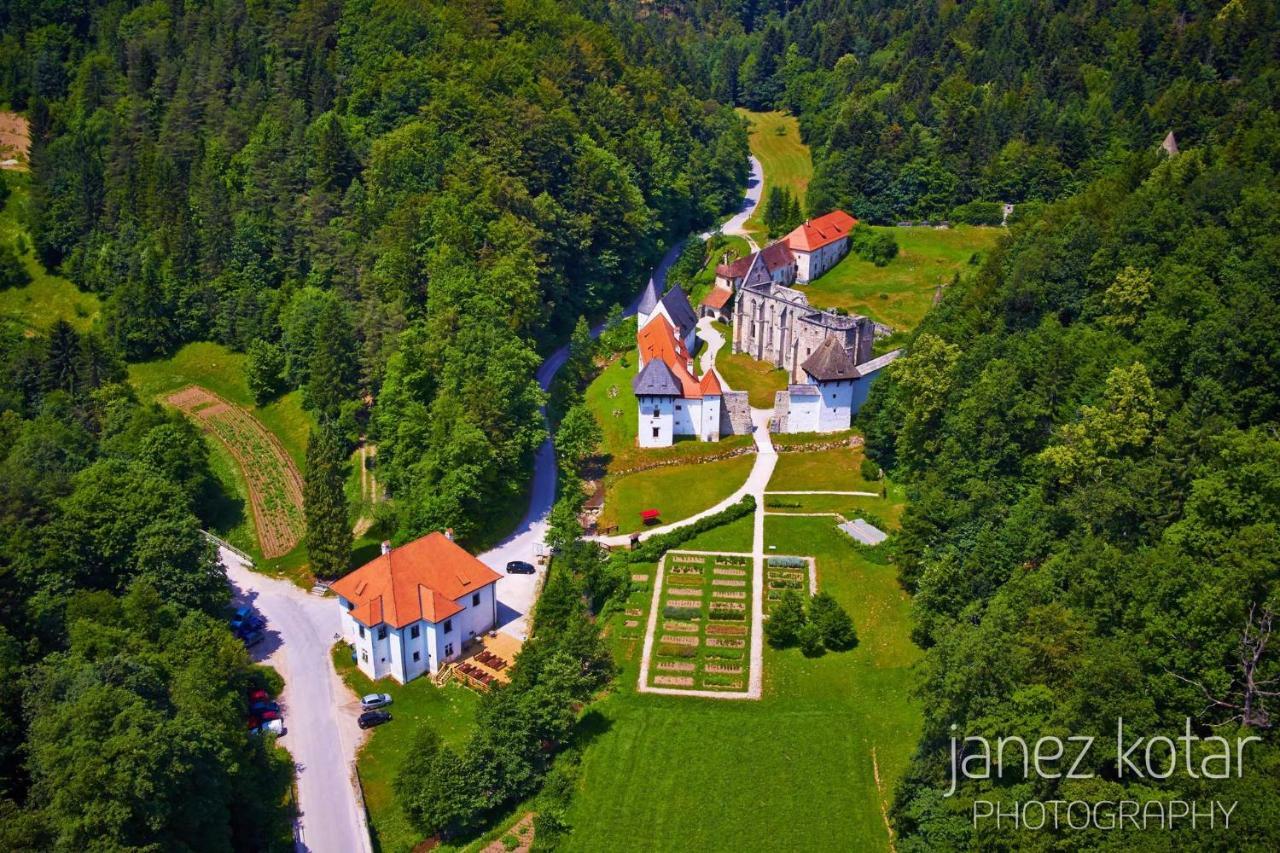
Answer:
[166,385,306,557]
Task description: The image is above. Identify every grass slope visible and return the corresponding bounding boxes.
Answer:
[737,109,812,240]
[714,349,790,408]
[566,513,920,851]
[768,444,876,493]
[805,225,1002,331]
[598,454,754,535]
[0,173,100,332]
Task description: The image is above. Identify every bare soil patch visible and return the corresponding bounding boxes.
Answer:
[166,385,305,557]
[0,112,29,170]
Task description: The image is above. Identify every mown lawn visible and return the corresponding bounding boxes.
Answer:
[584,352,754,473]
[0,172,101,332]
[737,109,812,240]
[564,514,920,851]
[678,513,755,553]
[334,646,480,853]
[805,225,1003,331]
[768,444,877,493]
[715,349,789,409]
[598,455,754,535]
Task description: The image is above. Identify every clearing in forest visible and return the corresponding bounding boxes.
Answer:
[737,109,813,237]
[166,385,306,558]
[0,112,29,169]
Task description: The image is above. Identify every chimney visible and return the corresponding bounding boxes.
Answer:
[445,528,455,541]
[380,541,391,555]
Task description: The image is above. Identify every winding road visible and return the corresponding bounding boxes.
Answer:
[219,157,766,851]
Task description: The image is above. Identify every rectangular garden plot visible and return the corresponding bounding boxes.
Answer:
[642,551,755,694]
[764,555,817,614]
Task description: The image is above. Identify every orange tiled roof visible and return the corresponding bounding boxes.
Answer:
[637,314,690,369]
[700,285,733,310]
[699,368,724,396]
[330,533,502,628]
[785,210,857,252]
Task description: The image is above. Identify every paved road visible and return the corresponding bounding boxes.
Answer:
[213,158,768,850]
[222,547,370,853]
[708,155,763,252]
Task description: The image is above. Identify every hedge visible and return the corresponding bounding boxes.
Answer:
[949,200,1004,226]
[619,496,756,565]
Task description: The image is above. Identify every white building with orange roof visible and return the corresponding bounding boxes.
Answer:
[784,209,857,283]
[634,309,724,447]
[331,532,502,683]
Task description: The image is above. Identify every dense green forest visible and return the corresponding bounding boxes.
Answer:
[610,0,1278,221]
[2,0,748,543]
[0,320,295,847]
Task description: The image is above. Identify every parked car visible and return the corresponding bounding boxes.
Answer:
[241,629,265,647]
[253,718,284,736]
[235,616,265,635]
[358,710,392,729]
[249,688,270,703]
[505,560,536,575]
[258,709,280,721]
[361,693,392,711]
[251,701,280,715]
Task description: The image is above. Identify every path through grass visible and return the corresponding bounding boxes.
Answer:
[737,109,812,241]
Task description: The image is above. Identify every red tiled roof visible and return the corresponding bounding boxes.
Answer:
[637,314,690,369]
[785,210,857,252]
[700,285,733,310]
[330,533,501,628]
[715,253,755,279]
[699,368,724,396]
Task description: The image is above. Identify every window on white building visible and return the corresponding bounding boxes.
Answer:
[410,625,420,639]
[413,651,421,662]
[652,427,660,438]
[445,643,454,657]
[358,625,365,639]
[443,619,453,634]
[376,626,387,640]
[472,593,480,606]
[361,651,368,662]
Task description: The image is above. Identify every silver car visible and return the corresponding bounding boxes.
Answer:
[361,693,392,711]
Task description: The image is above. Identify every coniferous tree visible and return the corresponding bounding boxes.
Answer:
[765,589,807,648]
[304,421,351,579]
[809,591,857,651]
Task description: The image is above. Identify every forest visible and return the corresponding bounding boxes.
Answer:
[607,0,1278,221]
[2,0,748,545]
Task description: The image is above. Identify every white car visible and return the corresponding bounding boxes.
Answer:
[361,693,392,711]
[253,718,284,736]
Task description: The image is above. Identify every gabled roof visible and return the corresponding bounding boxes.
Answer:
[331,532,502,629]
[787,383,821,396]
[700,285,733,310]
[699,369,724,396]
[637,277,661,317]
[801,335,861,382]
[758,240,795,272]
[786,210,857,252]
[637,313,689,369]
[632,358,683,396]
[715,253,755,280]
[660,285,698,336]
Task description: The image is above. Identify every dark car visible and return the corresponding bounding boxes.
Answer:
[251,701,280,715]
[505,560,536,575]
[241,629,265,647]
[358,710,392,729]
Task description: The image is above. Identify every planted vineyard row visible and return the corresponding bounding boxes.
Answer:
[166,386,306,558]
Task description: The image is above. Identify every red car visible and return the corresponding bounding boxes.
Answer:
[249,689,270,703]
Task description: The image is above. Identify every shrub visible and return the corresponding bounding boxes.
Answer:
[810,591,858,651]
[850,227,899,266]
[798,620,825,657]
[860,457,881,482]
[622,496,755,564]
[949,200,1004,226]
[0,242,31,290]
[767,556,807,568]
[765,590,806,647]
[657,643,697,658]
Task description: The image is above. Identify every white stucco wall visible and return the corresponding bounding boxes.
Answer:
[817,379,854,432]
[700,394,721,441]
[794,237,849,283]
[638,395,674,447]
[672,397,699,436]
[787,393,821,432]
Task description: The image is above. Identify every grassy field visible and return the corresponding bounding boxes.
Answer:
[768,444,878,493]
[129,342,318,581]
[334,645,480,853]
[598,455,754,535]
[714,349,789,408]
[805,225,1002,331]
[564,512,920,851]
[678,513,755,553]
[737,109,812,240]
[584,352,754,473]
[0,172,101,332]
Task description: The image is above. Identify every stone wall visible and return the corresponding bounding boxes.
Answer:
[720,391,752,435]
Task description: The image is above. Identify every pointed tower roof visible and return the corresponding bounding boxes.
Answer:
[801,335,861,382]
[632,358,683,396]
[637,277,661,316]
[1161,131,1179,156]
[699,368,724,396]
